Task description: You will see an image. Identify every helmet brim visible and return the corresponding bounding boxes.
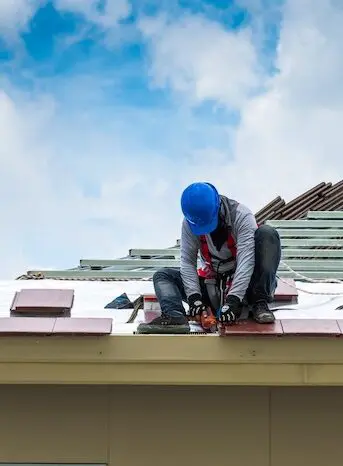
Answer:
[187,212,219,236]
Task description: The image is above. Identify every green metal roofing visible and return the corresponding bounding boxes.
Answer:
[18,211,343,281]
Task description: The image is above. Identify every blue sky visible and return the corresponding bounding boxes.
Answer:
[0,0,342,277]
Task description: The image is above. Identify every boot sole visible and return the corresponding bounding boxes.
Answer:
[136,324,191,335]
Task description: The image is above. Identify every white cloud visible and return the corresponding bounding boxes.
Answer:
[227,0,343,208]
[140,1,343,209]
[55,0,131,28]
[0,83,186,279]
[54,0,136,48]
[0,0,42,39]
[139,14,261,109]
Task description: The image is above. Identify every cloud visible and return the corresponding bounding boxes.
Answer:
[55,0,131,28]
[140,0,343,210]
[0,79,189,278]
[228,0,343,207]
[0,88,57,277]
[53,0,137,49]
[0,0,42,40]
[139,13,261,109]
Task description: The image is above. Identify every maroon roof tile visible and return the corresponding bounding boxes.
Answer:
[52,318,112,335]
[274,278,298,301]
[0,317,56,335]
[281,319,341,336]
[219,320,283,336]
[12,288,74,310]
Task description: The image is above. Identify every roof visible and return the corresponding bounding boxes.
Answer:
[4,197,343,336]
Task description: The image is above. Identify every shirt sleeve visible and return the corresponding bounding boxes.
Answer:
[227,206,258,300]
[180,220,201,299]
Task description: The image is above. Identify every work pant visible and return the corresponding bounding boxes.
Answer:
[152,224,281,318]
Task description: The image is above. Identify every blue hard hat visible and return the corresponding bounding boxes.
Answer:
[181,182,220,235]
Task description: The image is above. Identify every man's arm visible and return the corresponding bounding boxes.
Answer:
[227,207,257,301]
[180,219,201,299]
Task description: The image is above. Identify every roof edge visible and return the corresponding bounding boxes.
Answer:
[0,335,343,385]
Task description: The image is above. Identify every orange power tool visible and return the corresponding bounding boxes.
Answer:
[195,307,217,333]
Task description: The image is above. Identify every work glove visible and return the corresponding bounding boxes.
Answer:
[188,293,207,318]
[219,295,242,324]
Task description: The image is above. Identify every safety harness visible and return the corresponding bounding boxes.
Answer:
[198,233,237,278]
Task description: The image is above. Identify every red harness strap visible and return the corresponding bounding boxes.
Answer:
[197,222,259,282]
[198,233,237,278]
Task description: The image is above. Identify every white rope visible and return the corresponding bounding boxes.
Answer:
[278,260,343,296]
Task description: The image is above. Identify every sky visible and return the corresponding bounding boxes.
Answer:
[0,0,342,278]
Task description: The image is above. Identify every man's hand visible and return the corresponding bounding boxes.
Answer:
[219,295,242,324]
[188,294,207,318]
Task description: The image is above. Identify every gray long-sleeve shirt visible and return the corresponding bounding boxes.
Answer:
[180,196,257,301]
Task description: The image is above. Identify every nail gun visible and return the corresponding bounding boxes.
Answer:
[203,274,231,333]
[191,274,233,333]
[194,307,217,333]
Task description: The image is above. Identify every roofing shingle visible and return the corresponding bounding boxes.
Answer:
[255,180,343,223]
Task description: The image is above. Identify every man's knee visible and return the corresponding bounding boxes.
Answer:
[153,267,178,284]
[255,224,280,244]
[255,225,281,271]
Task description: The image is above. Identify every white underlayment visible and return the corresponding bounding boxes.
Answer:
[1,279,343,334]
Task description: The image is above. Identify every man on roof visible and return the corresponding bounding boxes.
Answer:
[137,182,281,334]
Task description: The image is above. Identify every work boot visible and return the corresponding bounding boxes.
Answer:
[251,301,275,324]
[136,312,190,334]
